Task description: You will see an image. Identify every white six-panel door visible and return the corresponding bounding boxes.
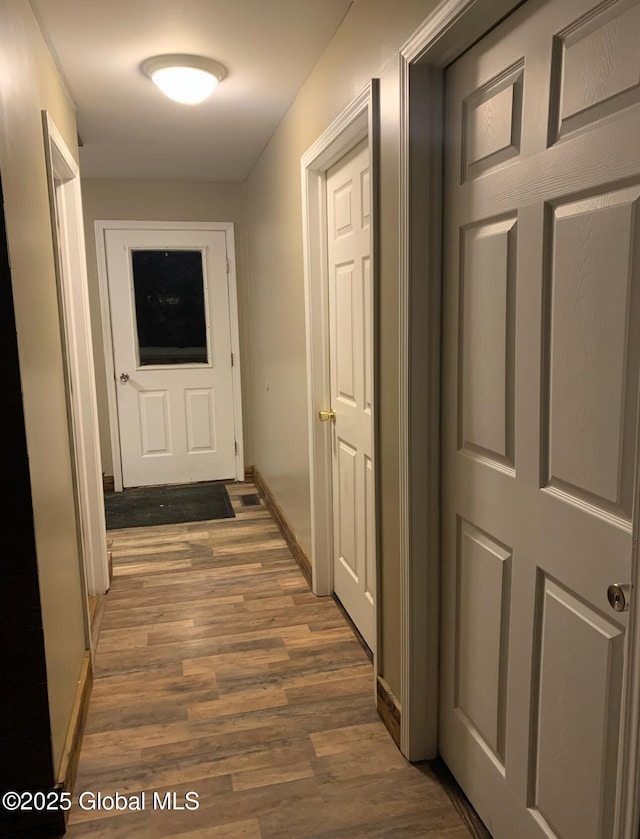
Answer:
[440,0,640,836]
[105,227,237,488]
[326,139,376,650]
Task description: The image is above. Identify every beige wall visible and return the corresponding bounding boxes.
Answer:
[81,179,252,476]
[0,1,87,773]
[244,0,438,699]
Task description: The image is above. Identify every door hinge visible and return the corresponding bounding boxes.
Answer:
[231,352,235,367]
[234,441,238,455]
[226,258,230,274]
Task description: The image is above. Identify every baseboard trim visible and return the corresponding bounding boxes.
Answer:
[253,467,312,589]
[56,652,93,806]
[102,474,114,493]
[90,594,107,653]
[376,675,401,748]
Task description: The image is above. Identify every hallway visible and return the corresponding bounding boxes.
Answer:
[66,482,473,838]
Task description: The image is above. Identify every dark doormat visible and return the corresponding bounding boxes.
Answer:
[104,482,236,530]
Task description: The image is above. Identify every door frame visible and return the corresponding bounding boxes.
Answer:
[42,112,110,600]
[399,1,640,834]
[301,81,381,656]
[95,220,245,490]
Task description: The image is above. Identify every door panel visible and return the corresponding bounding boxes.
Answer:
[327,138,375,650]
[455,519,511,767]
[139,390,171,456]
[553,2,640,141]
[440,1,640,836]
[337,439,357,576]
[463,61,524,181]
[546,188,640,518]
[185,388,216,453]
[336,262,356,403]
[363,256,373,412]
[106,228,236,487]
[532,577,624,839]
[460,217,516,466]
[364,454,375,604]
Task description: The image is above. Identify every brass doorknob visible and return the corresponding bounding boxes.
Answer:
[318,409,336,422]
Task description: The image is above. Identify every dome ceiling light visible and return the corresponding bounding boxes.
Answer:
[142,55,226,105]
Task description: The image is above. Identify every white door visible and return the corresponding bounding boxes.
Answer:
[326,138,375,650]
[105,227,237,488]
[440,0,640,837]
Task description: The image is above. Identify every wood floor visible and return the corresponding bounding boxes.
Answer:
[66,481,473,838]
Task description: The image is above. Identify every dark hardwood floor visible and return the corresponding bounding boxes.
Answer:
[66,481,473,838]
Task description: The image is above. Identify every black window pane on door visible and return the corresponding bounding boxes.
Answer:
[132,249,209,365]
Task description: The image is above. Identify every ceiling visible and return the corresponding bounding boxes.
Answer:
[30,0,353,181]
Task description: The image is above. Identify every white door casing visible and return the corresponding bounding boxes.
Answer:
[42,112,109,600]
[398,0,531,765]
[326,138,375,650]
[439,1,640,838]
[301,82,380,665]
[98,222,243,489]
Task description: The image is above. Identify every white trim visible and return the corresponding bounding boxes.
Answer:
[94,220,244,489]
[301,86,371,174]
[618,397,640,838]
[301,83,380,662]
[95,221,124,492]
[398,0,542,765]
[224,226,245,482]
[399,3,640,835]
[401,0,523,65]
[398,53,441,760]
[42,112,110,599]
[399,0,526,762]
[398,39,413,761]
[300,85,370,597]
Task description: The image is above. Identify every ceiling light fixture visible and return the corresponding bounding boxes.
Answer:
[142,55,226,105]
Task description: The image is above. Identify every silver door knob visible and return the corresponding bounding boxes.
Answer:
[119,372,129,384]
[607,584,630,613]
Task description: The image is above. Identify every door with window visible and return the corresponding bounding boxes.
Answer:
[105,226,238,488]
[440,0,640,836]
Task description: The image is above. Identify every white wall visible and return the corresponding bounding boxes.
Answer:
[0,0,87,774]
